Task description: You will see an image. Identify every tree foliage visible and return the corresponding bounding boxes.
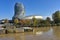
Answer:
[46,17,51,22]
[14,18,19,24]
[32,16,38,27]
[3,19,9,23]
[52,11,60,24]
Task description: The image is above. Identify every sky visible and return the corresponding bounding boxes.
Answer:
[0,0,60,20]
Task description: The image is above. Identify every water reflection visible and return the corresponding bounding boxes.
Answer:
[14,33,25,40]
[0,27,60,40]
[36,31,43,35]
[53,27,60,38]
[33,27,50,35]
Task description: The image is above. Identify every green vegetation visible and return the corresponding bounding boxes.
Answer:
[1,10,60,28]
[17,10,60,27]
[32,16,38,27]
[52,11,60,26]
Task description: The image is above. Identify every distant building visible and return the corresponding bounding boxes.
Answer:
[13,2,25,19]
[22,15,43,20]
[12,2,43,20]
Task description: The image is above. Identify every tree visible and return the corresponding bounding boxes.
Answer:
[14,18,19,24]
[24,20,31,26]
[52,11,60,25]
[32,16,38,27]
[46,17,51,26]
[4,19,9,23]
[46,17,51,23]
[40,20,46,27]
[14,18,19,27]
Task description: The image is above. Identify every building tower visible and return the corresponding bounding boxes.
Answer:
[13,2,25,20]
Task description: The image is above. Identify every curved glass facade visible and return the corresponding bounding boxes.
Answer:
[13,2,25,19]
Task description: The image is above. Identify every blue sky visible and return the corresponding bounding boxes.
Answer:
[0,0,60,20]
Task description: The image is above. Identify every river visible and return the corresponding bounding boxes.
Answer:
[0,26,60,40]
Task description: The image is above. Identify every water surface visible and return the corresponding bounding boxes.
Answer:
[0,27,60,40]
